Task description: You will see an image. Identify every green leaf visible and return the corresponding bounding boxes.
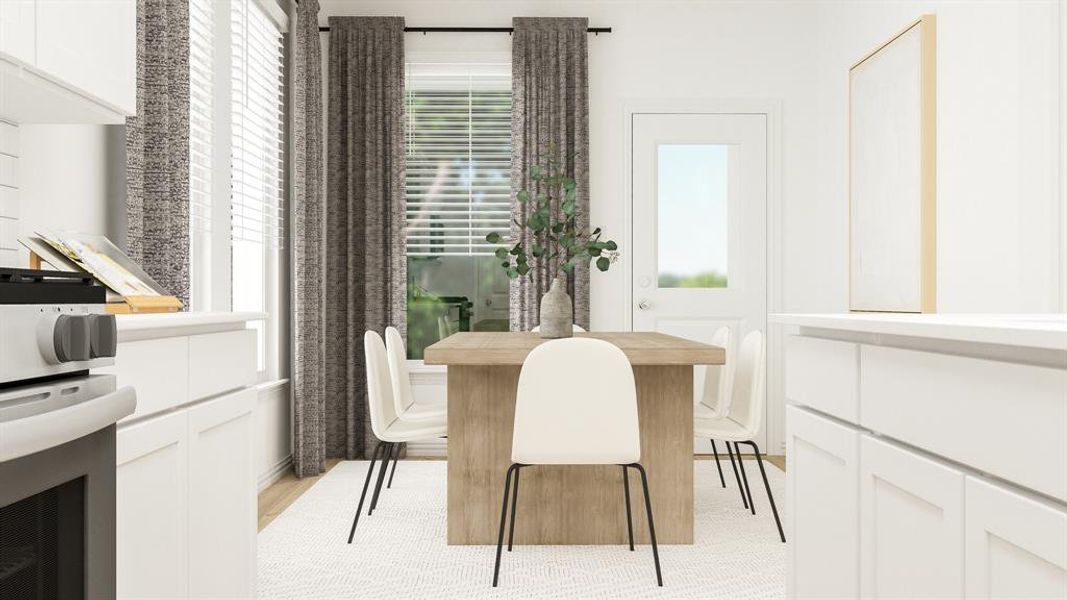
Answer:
[605,240,618,251]
[562,200,575,216]
[506,268,519,279]
[516,190,530,203]
[551,222,565,234]
[531,243,545,258]
[509,243,522,256]
[530,165,542,179]
[494,248,509,259]
[501,260,510,268]
[516,263,530,276]
[596,256,611,272]
[562,177,576,191]
[486,232,502,244]
[592,227,601,236]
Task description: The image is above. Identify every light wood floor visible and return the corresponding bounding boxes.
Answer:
[257,455,786,532]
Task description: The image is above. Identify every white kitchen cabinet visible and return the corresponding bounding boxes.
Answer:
[860,435,965,599]
[785,406,860,599]
[35,0,136,114]
[116,411,190,599]
[965,477,1067,599]
[0,0,35,65]
[187,388,257,599]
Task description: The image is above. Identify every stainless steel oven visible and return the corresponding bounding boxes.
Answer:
[0,269,135,600]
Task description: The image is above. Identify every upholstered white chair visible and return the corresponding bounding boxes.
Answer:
[693,330,784,542]
[694,327,732,489]
[492,338,662,587]
[347,331,447,544]
[530,323,586,333]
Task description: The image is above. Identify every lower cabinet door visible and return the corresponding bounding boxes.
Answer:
[860,435,965,598]
[965,477,1067,598]
[116,412,190,599]
[187,388,257,598]
[785,406,860,599]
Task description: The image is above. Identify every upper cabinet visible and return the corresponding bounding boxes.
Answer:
[0,0,136,123]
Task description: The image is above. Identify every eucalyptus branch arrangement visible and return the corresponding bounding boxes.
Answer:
[485,154,619,280]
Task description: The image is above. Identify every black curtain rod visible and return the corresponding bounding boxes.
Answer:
[318,25,612,34]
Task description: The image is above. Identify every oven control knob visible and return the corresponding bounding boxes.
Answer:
[89,314,118,358]
[54,315,92,362]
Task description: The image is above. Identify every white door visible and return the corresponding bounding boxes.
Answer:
[631,112,767,452]
[786,406,861,600]
[860,435,965,598]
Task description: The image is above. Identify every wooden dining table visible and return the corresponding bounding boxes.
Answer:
[423,331,724,545]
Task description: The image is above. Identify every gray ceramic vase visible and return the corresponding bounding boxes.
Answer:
[538,274,573,339]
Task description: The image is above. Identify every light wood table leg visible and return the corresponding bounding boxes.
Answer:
[447,364,694,545]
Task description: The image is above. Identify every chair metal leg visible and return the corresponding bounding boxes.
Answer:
[630,463,663,587]
[736,445,756,515]
[386,443,400,488]
[622,465,635,551]
[506,465,522,551]
[368,442,393,515]
[347,441,385,543]
[726,442,749,509]
[744,441,786,543]
[492,464,519,587]
[710,440,727,488]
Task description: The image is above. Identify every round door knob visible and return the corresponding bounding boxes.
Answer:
[637,300,650,310]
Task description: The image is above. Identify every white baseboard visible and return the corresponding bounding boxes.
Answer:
[258,454,293,491]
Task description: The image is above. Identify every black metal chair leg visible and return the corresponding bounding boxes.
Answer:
[630,464,663,587]
[506,466,522,551]
[386,443,400,488]
[492,464,519,587]
[368,442,393,515]
[726,442,749,509]
[710,440,726,488]
[735,444,756,515]
[744,441,786,543]
[347,441,385,543]
[622,465,635,551]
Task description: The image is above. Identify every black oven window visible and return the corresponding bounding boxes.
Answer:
[0,477,85,600]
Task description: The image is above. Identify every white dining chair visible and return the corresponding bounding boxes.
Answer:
[694,326,732,489]
[347,330,447,544]
[492,338,662,587]
[693,330,784,542]
[529,323,586,332]
[383,326,447,488]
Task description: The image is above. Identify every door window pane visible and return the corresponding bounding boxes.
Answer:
[657,144,728,288]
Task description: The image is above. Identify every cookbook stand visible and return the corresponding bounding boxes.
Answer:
[29,251,183,314]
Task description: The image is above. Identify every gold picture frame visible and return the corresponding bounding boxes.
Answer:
[849,15,937,313]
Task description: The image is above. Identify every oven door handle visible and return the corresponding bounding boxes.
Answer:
[0,386,136,462]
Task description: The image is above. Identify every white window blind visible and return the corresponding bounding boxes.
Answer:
[188,0,214,235]
[231,0,284,247]
[405,63,511,256]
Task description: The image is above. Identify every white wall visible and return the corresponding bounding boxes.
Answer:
[812,0,1065,314]
[16,124,124,264]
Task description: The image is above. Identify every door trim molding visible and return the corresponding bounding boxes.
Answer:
[622,99,785,453]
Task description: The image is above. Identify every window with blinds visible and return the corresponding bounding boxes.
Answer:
[405,63,512,256]
[231,0,285,247]
[188,0,214,235]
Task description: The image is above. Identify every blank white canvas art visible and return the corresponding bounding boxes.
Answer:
[850,25,924,312]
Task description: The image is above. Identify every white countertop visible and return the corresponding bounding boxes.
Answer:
[771,313,1067,351]
[116,311,266,341]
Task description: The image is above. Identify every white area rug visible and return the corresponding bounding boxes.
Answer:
[258,460,786,599]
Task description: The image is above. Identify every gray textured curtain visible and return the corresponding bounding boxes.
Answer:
[325,16,407,460]
[125,0,189,307]
[291,0,326,478]
[509,17,590,331]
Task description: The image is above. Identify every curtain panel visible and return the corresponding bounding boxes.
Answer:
[325,16,407,460]
[509,17,591,331]
[291,0,327,478]
[125,0,190,307]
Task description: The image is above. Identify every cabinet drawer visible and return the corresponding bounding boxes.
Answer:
[107,336,190,422]
[188,329,257,400]
[786,406,860,599]
[861,345,1067,501]
[860,435,965,599]
[785,335,858,422]
[965,477,1067,598]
